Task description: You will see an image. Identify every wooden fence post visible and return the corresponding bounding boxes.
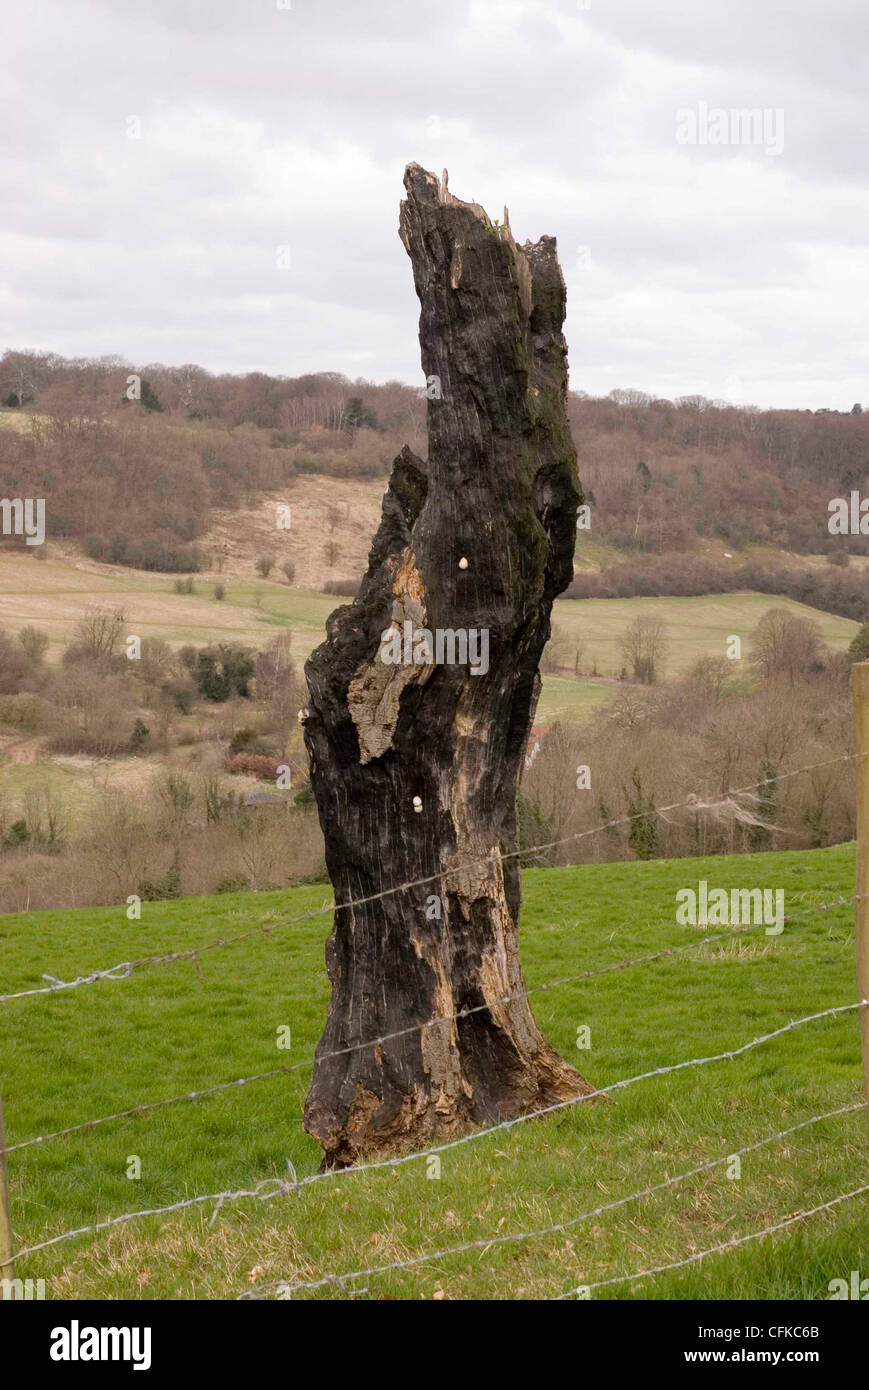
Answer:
[0,1092,15,1298]
[849,662,869,1140]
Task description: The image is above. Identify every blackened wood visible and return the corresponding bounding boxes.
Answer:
[302,164,592,1165]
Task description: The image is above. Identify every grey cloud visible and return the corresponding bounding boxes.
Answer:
[1,0,867,408]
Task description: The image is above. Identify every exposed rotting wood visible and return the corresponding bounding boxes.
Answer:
[302,163,594,1167]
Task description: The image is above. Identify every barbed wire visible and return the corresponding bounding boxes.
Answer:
[14,997,866,1262]
[267,998,867,1194]
[2,1066,298,1156]
[3,892,856,1157]
[2,749,862,1007]
[240,1099,867,1298]
[554,1181,869,1299]
[0,915,297,1003]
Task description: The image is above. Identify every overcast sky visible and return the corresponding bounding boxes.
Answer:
[2,0,867,408]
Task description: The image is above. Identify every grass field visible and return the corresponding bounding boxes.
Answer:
[535,675,613,724]
[552,593,859,678]
[1,843,865,1300]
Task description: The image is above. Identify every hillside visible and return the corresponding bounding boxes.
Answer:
[2,846,864,1299]
[202,477,385,591]
[3,351,869,584]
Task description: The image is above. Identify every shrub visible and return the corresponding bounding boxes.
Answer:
[0,693,45,731]
[848,625,869,664]
[229,728,257,755]
[129,719,150,755]
[292,857,329,885]
[204,780,237,824]
[517,795,556,867]
[215,875,251,894]
[17,626,49,665]
[138,862,181,901]
[192,644,254,701]
[47,731,127,757]
[85,535,200,572]
[163,677,196,713]
[0,629,33,694]
[228,753,283,780]
[625,768,659,860]
[5,820,29,847]
[229,729,274,757]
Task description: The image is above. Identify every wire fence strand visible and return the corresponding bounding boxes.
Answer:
[3,892,857,1157]
[2,750,862,1006]
[554,1182,869,1299]
[13,997,866,1262]
[240,1100,867,1299]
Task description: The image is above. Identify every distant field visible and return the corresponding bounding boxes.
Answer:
[1,843,864,1300]
[1,549,858,678]
[0,551,861,827]
[0,549,336,666]
[552,592,859,678]
[535,675,613,724]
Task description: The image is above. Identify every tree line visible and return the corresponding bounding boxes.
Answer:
[2,348,868,573]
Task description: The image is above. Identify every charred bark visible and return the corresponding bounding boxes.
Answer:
[302,163,593,1166]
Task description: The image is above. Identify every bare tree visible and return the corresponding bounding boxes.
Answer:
[0,629,32,693]
[17,625,49,665]
[619,615,669,684]
[0,349,57,405]
[277,385,349,432]
[750,608,824,685]
[69,607,126,664]
[88,792,153,895]
[254,631,297,728]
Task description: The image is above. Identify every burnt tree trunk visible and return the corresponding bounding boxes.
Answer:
[302,163,593,1166]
